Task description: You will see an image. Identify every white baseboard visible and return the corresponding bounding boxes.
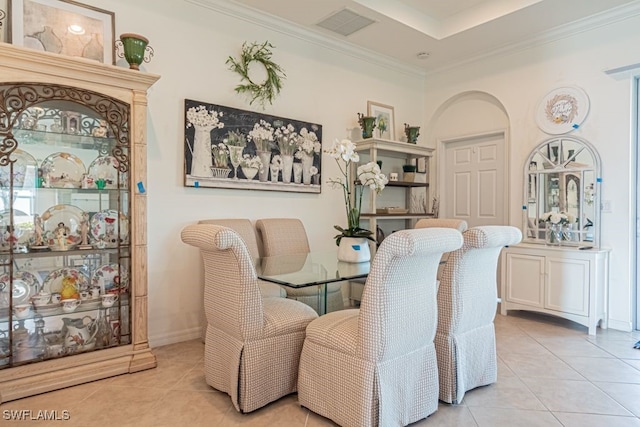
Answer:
[606,318,633,332]
[149,326,203,348]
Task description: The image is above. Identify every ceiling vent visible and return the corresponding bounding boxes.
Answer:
[316,8,376,37]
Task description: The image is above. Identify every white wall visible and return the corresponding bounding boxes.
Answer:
[422,15,640,331]
[83,0,426,345]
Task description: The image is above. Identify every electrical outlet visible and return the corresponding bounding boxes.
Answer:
[601,200,612,213]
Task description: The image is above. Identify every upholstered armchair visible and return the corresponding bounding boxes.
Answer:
[256,218,344,313]
[297,228,464,427]
[180,224,318,413]
[198,218,285,298]
[436,225,522,404]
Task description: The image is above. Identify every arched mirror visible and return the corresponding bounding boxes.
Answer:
[523,136,601,247]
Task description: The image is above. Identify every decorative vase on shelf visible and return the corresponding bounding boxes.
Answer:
[211,167,230,179]
[338,237,371,263]
[242,166,258,180]
[228,145,244,179]
[404,124,420,144]
[281,154,294,183]
[545,223,562,246]
[293,163,303,184]
[190,125,214,177]
[358,113,376,139]
[257,150,271,182]
[116,33,154,70]
[300,152,313,185]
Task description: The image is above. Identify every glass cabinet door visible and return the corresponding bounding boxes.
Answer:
[0,83,131,367]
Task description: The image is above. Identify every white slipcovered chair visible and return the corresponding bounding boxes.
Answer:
[198,218,285,298]
[256,218,344,313]
[297,228,464,427]
[414,218,468,280]
[180,224,318,413]
[436,225,522,404]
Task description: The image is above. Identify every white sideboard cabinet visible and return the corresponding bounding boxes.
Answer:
[500,243,609,335]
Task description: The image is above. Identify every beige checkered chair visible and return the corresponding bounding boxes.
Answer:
[297,228,464,427]
[180,224,318,413]
[436,225,522,404]
[198,218,285,298]
[414,218,468,280]
[256,218,344,314]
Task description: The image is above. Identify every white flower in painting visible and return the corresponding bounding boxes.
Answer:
[310,166,318,176]
[271,155,283,169]
[297,127,321,155]
[186,105,225,129]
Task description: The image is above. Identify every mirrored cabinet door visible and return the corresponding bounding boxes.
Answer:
[524,136,601,247]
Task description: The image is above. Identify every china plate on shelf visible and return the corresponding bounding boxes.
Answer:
[40,152,86,188]
[40,204,85,249]
[0,270,42,305]
[91,263,129,294]
[0,208,34,246]
[42,267,89,296]
[90,210,128,248]
[87,155,122,189]
[0,148,38,189]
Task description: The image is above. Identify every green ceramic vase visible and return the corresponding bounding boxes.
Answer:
[358,113,376,139]
[120,33,149,70]
[404,124,420,144]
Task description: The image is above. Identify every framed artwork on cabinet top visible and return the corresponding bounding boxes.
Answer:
[367,101,395,140]
[184,99,323,194]
[9,0,115,64]
[0,0,7,42]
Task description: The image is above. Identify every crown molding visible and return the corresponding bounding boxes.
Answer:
[184,0,427,78]
[424,1,640,76]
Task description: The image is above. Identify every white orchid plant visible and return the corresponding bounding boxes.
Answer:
[326,138,388,245]
[541,211,576,225]
[186,105,225,129]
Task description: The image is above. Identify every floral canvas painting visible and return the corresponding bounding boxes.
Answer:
[184,99,322,193]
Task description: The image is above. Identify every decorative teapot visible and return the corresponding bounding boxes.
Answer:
[62,316,98,351]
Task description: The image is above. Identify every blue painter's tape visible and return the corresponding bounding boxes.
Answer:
[137,181,146,193]
[351,245,361,251]
[193,181,199,188]
[572,123,579,129]
[522,205,527,210]
[596,177,602,183]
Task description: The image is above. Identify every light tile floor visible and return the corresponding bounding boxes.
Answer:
[2,311,640,426]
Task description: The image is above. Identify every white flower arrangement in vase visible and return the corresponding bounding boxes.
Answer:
[211,143,229,168]
[248,119,274,152]
[186,105,225,129]
[240,154,263,180]
[274,123,298,156]
[295,127,321,157]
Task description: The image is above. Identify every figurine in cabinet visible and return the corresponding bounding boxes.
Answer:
[78,212,91,249]
[31,214,47,249]
[54,222,70,249]
[92,119,108,138]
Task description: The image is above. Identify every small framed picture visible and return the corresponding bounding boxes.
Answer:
[9,0,115,64]
[367,101,395,140]
[417,157,427,173]
[0,0,8,42]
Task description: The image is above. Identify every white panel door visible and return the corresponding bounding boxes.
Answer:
[444,133,505,227]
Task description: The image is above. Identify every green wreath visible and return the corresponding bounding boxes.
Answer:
[226,41,286,109]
